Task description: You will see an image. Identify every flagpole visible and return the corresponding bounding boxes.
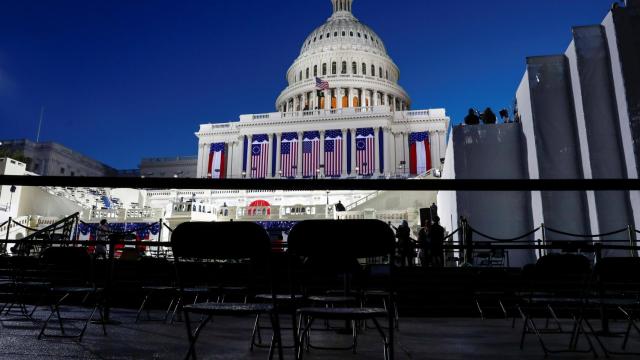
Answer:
[36,106,44,143]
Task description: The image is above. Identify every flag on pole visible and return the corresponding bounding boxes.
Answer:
[356,128,375,176]
[251,134,270,179]
[324,129,343,177]
[302,131,320,178]
[280,132,299,178]
[315,77,329,90]
[409,132,431,175]
[207,143,226,179]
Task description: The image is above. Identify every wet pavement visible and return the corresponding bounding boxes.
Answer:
[1,307,638,359]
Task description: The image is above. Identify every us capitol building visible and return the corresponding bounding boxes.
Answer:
[196,0,450,179]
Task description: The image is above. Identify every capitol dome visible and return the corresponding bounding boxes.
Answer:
[276,0,411,113]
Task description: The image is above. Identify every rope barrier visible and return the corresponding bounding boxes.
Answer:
[0,220,8,229]
[443,227,460,241]
[10,220,40,232]
[163,222,174,233]
[545,226,628,238]
[469,226,540,242]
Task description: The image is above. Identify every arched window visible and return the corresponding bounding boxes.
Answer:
[299,71,302,81]
[350,31,354,37]
[341,61,347,74]
[306,68,309,79]
[322,63,327,76]
[362,63,366,75]
[313,65,318,77]
[386,70,389,80]
[334,31,338,37]
[342,31,346,36]
[352,62,357,74]
[371,65,375,77]
[332,62,337,75]
[327,33,330,38]
[357,32,361,38]
[379,67,383,78]
[320,34,323,40]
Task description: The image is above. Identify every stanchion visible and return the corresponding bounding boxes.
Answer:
[4,217,10,254]
[628,225,637,258]
[540,223,547,257]
[94,234,122,325]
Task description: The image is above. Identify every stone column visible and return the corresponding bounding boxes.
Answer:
[320,130,325,177]
[293,97,298,112]
[351,128,357,175]
[373,128,380,176]
[336,88,343,109]
[349,88,355,108]
[383,127,392,177]
[324,89,331,110]
[274,133,281,177]
[341,129,348,177]
[297,131,304,178]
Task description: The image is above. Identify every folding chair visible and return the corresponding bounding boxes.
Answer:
[584,257,640,356]
[37,247,107,341]
[517,253,596,357]
[288,219,396,360]
[171,221,283,360]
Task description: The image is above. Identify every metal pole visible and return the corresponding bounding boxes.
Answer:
[540,223,546,257]
[157,218,162,258]
[628,224,638,258]
[4,216,11,254]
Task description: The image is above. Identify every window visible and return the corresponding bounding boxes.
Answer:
[357,32,361,38]
[342,31,346,36]
[365,34,368,40]
[313,37,316,42]
[60,167,65,174]
[313,65,318,77]
[362,63,366,75]
[327,33,330,38]
[341,61,347,74]
[350,31,354,36]
[379,67,383,78]
[320,34,323,39]
[299,71,302,81]
[334,32,338,37]
[332,62,337,75]
[386,70,389,80]
[352,62,357,74]
[371,65,375,77]
[306,68,309,79]
[322,63,327,75]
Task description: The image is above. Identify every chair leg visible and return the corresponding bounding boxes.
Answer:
[352,320,358,354]
[269,312,284,360]
[251,314,262,350]
[371,318,391,360]
[135,292,150,323]
[184,313,212,360]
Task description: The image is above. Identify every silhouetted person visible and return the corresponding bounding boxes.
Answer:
[499,108,510,123]
[464,108,480,125]
[481,107,497,124]
[429,216,445,267]
[417,221,431,267]
[396,220,414,267]
[95,219,109,260]
[335,201,346,212]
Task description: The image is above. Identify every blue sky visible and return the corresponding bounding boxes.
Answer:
[0,0,614,169]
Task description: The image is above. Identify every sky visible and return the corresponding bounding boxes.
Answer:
[0,0,616,169]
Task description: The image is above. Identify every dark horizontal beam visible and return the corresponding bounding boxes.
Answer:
[1,175,640,191]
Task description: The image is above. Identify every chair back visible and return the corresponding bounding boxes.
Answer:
[528,253,591,298]
[170,221,273,295]
[40,246,94,287]
[594,257,640,298]
[287,219,395,295]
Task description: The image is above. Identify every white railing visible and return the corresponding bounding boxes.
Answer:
[240,106,390,122]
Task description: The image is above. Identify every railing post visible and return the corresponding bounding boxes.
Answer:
[157,218,162,258]
[5,217,12,255]
[628,224,638,258]
[540,223,546,257]
[595,242,603,263]
[463,218,473,265]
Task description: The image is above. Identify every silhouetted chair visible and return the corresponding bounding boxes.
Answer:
[288,219,396,360]
[584,257,640,356]
[517,253,595,357]
[171,222,283,360]
[37,247,106,341]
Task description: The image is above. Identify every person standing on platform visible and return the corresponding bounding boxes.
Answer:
[335,201,346,212]
[396,220,414,267]
[464,108,480,125]
[481,107,497,124]
[95,219,109,260]
[430,216,445,267]
[418,221,432,267]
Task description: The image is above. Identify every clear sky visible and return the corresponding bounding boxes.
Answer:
[0,0,615,169]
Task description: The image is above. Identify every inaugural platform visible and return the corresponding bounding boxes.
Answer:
[195,0,450,179]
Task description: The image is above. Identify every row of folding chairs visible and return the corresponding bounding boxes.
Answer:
[170,219,397,360]
[514,253,640,358]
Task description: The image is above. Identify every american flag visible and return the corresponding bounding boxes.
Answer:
[356,128,375,176]
[207,143,226,179]
[280,132,299,178]
[315,77,329,90]
[409,132,431,175]
[302,131,320,178]
[324,129,343,177]
[251,134,270,179]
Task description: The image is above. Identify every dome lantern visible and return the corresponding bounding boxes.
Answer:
[331,0,353,15]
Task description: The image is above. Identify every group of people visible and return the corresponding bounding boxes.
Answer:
[464,107,516,125]
[394,216,445,268]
